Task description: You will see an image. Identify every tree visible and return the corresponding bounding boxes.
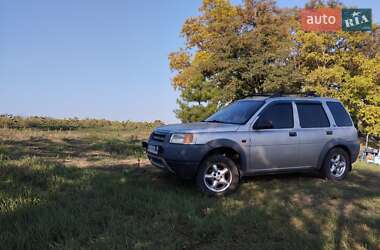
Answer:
[169,0,301,122]
[293,1,380,136]
[170,0,380,137]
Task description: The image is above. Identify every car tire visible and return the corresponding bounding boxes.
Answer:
[322,147,350,181]
[196,154,240,196]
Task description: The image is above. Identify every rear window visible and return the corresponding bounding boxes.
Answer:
[297,102,330,128]
[327,102,353,127]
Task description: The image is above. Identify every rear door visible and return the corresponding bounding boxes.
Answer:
[250,101,300,170]
[296,101,333,168]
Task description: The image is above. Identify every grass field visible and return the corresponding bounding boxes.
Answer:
[0,127,380,250]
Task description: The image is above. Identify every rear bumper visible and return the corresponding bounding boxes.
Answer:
[347,141,360,164]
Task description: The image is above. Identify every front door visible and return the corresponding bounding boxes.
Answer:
[249,102,300,171]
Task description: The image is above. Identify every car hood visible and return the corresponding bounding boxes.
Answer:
[155,122,241,133]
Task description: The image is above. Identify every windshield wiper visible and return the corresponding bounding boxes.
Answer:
[204,119,225,123]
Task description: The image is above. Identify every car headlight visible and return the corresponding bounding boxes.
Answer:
[169,133,194,144]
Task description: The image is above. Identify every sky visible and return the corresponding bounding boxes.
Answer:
[0,0,379,123]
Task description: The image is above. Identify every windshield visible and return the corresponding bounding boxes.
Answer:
[205,100,264,124]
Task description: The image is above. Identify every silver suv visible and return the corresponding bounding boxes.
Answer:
[143,95,360,196]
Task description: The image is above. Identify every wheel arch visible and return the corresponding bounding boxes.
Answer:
[200,139,248,175]
[317,141,353,170]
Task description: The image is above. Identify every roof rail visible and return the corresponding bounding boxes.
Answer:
[267,91,319,98]
[269,92,284,98]
[244,91,320,99]
[304,91,319,97]
[247,93,272,97]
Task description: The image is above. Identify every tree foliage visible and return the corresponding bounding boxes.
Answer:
[169,0,302,122]
[294,2,380,136]
[170,0,380,136]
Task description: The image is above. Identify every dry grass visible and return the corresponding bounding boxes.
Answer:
[1,127,380,250]
[0,127,151,169]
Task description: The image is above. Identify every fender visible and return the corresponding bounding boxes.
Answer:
[205,139,249,173]
[316,139,359,170]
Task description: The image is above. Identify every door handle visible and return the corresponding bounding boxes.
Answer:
[326,130,333,135]
[289,131,297,137]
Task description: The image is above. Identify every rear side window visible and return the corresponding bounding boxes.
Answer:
[257,103,294,129]
[297,102,330,128]
[327,102,353,127]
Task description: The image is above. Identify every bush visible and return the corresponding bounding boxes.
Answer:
[0,114,164,131]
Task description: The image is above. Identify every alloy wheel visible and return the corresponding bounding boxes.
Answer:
[203,163,232,192]
[329,153,347,178]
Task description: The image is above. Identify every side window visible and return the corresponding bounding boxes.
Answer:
[297,102,330,128]
[327,102,353,127]
[256,103,294,129]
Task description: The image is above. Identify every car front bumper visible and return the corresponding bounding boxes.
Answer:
[142,139,210,179]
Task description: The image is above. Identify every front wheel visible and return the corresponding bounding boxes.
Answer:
[322,147,350,181]
[196,154,240,196]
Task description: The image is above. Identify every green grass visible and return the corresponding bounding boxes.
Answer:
[1,128,380,249]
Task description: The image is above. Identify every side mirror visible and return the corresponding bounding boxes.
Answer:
[253,119,273,130]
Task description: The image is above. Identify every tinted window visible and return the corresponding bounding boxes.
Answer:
[205,100,264,124]
[327,102,353,127]
[297,102,330,128]
[256,103,294,129]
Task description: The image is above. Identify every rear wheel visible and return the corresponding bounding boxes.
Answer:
[322,147,350,181]
[196,154,239,196]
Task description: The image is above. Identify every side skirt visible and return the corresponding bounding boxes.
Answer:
[241,166,317,177]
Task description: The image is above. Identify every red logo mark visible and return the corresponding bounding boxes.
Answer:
[301,8,342,32]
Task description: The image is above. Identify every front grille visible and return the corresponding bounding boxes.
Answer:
[150,132,167,142]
